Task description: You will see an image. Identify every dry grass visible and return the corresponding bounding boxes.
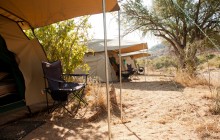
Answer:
[174,71,209,87]
[208,87,220,115]
[83,78,108,122]
[195,122,220,139]
[83,77,121,122]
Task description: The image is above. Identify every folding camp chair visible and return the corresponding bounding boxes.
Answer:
[121,64,137,81]
[127,64,136,75]
[41,60,88,116]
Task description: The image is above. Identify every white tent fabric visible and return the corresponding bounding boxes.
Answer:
[88,39,148,53]
[75,53,118,82]
[75,39,148,82]
[121,51,150,59]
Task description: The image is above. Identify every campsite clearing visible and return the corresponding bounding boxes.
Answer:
[21,73,220,140]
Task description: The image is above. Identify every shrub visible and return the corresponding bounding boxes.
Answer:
[152,56,177,69]
[174,71,208,87]
[197,54,220,70]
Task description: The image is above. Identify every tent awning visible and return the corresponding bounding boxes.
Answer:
[119,43,147,53]
[0,0,120,29]
[121,52,151,59]
[88,39,148,53]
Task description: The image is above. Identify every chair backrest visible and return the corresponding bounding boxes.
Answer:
[127,64,133,72]
[42,60,63,90]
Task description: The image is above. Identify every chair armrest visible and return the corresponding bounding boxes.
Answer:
[62,73,89,77]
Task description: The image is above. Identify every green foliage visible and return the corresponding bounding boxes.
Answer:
[197,54,216,65]
[197,54,220,69]
[197,54,208,65]
[121,0,220,74]
[151,56,177,69]
[25,17,91,73]
[206,54,216,60]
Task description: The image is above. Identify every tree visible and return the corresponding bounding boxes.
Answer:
[25,16,91,73]
[121,0,220,75]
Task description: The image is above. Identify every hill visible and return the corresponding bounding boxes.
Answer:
[148,43,171,58]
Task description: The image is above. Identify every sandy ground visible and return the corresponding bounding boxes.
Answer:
[23,73,220,140]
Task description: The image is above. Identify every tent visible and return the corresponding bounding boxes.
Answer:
[75,39,148,82]
[0,1,123,138]
[0,0,120,126]
[121,51,151,59]
[0,15,47,113]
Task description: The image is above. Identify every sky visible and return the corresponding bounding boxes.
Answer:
[88,0,161,49]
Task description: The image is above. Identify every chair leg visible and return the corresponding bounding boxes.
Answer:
[51,100,81,117]
[74,88,88,105]
[44,89,50,114]
[45,88,88,117]
[48,101,58,113]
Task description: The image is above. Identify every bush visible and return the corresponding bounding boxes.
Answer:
[197,54,216,64]
[152,56,177,69]
[174,71,208,87]
[197,54,220,70]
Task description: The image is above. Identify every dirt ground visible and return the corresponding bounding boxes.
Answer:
[23,73,220,140]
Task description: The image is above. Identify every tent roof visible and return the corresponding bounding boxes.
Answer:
[0,0,119,29]
[121,51,151,59]
[88,39,148,53]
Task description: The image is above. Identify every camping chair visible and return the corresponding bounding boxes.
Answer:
[127,64,138,76]
[127,64,136,75]
[121,64,137,81]
[41,60,88,116]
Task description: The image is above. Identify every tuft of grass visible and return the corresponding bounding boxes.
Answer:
[174,71,208,87]
[85,77,106,109]
[195,123,220,139]
[209,87,220,115]
[83,77,109,122]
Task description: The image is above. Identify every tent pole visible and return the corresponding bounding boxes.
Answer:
[102,0,111,139]
[144,44,147,82]
[118,10,123,121]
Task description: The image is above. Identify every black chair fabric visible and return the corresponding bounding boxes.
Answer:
[41,60,88,116]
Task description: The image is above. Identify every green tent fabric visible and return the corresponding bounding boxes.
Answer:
[0,34,25,100]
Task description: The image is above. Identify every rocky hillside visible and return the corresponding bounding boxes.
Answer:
[147,44,171,58]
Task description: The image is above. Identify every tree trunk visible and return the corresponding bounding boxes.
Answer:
[176,45,197,77]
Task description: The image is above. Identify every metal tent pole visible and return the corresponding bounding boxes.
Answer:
[118,10,123,121]
[102,0,111,139]
[141,43,147,81]
[144,44,147,82]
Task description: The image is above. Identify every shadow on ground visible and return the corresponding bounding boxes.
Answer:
[114,80,184,92]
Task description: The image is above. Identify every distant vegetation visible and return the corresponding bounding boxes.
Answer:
[148,56,177,70]
[139,43,220,73]
[122,0,220,76]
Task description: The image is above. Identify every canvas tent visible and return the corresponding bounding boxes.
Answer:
[75,39,148,82]
[0,1,123,138]
[0,0,119,116]
[121,51,151,59]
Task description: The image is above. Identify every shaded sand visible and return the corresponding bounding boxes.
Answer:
[23,74,220,140]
